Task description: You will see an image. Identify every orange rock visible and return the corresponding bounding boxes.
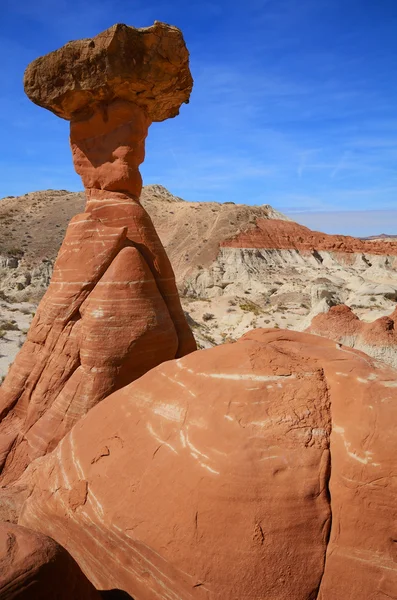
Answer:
[0,522,100,599]
[16,330,397,598]
[308,304,397,368]
[0,22,196,484]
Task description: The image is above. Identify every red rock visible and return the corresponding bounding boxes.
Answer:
[15,329,397,599]
[0,521,100,599]
[222,217,397,257]
[0,22,196,484]
[308,304,397,369]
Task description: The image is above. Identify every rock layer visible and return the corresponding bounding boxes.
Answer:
[13,329,397,599]
[0,23,196,484]
[221,218,397,256]
[0,521,100,599]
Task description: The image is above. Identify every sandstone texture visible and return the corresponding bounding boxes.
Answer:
[24,22,193,122]
[308,304,397,368]
[0,521,100,599]
[0,24,196,484]
[9,329,396,599]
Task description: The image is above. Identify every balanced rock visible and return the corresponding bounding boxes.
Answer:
[0,22,196,484]
[0,522,100,599]
[308,304,397,369]
[16,329,397,599]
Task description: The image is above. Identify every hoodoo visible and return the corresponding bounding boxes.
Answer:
[0,23,196,484]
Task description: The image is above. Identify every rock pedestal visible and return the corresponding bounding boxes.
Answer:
[0,22,196,484]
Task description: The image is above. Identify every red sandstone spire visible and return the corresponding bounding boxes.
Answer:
[0,22,196,484]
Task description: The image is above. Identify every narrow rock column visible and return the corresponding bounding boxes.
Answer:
[70,98,194,356]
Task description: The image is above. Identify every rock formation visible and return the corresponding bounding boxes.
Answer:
[0,23,196,484]
[221,217,397,256]
[308,304,397,368]
[8,329,396,599]
[0,521,100,599]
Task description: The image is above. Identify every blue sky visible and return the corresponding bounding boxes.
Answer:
[1,0,396,235]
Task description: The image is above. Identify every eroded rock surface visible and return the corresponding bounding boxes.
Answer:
[308,304,397,368]
[0,521,100,599]
[0,22,196,484]
[24,22,193,122]
[12,329,397,599]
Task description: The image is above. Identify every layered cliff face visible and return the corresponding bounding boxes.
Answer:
[9,329,396,599]
[0,23,196,485]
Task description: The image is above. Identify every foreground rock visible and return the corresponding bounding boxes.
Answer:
[0,522,100,599]
[0,23,196,484]
[307,304,397,368]
[11,329,397,599]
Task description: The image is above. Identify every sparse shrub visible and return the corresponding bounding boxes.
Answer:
[0,321,19,331]
[239,301,262,316]
[7,247,23,257]
[203,312,215,322]
[204,333,216,344]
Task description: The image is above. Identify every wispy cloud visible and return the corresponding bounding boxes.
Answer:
[1,0,396,224]
[289,210,397,237]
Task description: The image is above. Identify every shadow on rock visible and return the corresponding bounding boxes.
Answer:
[100,590,135,599]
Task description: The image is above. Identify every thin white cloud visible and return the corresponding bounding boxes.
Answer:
[289,210,397,237]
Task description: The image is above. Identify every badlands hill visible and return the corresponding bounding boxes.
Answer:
[1,184,397,356]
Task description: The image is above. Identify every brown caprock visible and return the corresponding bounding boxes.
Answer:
[0,22,196,485]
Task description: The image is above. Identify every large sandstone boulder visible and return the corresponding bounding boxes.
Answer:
[13,329,397,599]
[0,522,100,599]
[0,23,196,484]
